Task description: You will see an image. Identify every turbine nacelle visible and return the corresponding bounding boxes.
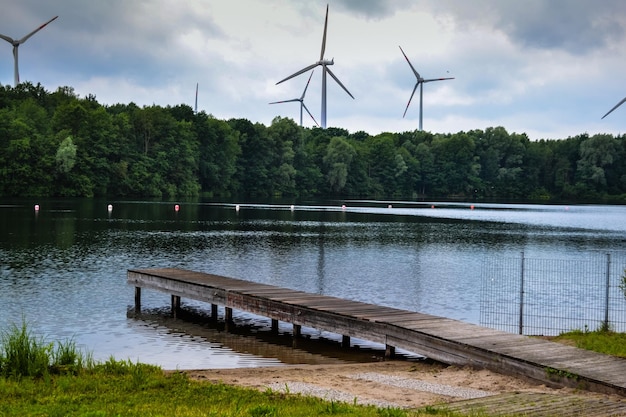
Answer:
[319,59,334,66]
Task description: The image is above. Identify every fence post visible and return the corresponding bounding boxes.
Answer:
[519,251,525,335]
[605,253,611,328]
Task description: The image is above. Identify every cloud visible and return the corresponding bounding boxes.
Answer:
[427,0,626,53]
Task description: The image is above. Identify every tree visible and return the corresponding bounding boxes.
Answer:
[430,133,480,196]
[230,118,273,197]
[576,134,618,191]
[196,115,240,196]
[267,117,299,196]
[56,136,77,174]
[323,136,356,193]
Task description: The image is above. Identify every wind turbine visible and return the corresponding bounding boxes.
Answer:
[601,97,626,119]
[276,4,354,129]
[0,16,59,87]
[195,83,198,114]
[270,70,319,127]
[399,45,454,131]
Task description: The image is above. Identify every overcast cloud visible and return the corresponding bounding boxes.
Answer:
[2,0,626,140]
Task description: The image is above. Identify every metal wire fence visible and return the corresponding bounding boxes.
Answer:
[480,252,626,336]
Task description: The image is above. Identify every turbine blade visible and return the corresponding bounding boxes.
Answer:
[423,77,455,83]
[403,83,419,118]
[320,4,329,60]
[326,67,354,99]
[0,33,14,43]
[276,63,319,85]
[300,70,315,100]
[602,97,626,119]
[302,102,320,126]
[19,16,58,44]
[269,98,300,104]
[399,45,420,79]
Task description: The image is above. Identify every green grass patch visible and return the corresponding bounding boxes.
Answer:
[551,328,626,358]
[0,364,480,416]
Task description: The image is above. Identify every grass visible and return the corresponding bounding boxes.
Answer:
[549,327,626,358]
[0,360,485,417]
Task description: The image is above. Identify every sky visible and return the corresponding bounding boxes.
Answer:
[2,0,626,140]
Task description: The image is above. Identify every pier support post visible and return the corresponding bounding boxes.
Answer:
[225,307,233,331]
[341,335,350,349]
[134,287,141,312]
[292,324,302,348]
[211,304,218,321]
[271,319,279,333]
[385,344,396,359]
[225,307,233,322]
[171,295,181,317]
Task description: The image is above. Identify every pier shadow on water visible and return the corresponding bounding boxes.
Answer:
[127,304,424,368]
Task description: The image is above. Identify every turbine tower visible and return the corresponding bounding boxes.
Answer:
[0,16,59,87]
[270,70,319,127]
[399,45,454,131]
[601,97,626,120]
[276,4,353,129]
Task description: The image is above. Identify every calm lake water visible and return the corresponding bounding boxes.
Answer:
[1,198,625,369]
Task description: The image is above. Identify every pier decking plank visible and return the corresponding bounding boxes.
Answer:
[128,268,626,397]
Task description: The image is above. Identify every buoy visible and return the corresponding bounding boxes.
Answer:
[107,204,113,211]
[235,204,240,211]
[388,204,392,209]
[341,204,346,210]
[174,204,180,212]
[470,205,474,210]
[431,205,435,209]
[290,204,295,211]
[34,204,40,211]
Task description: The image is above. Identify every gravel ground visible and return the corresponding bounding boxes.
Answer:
[184,360,586,410]
[267,372,495,408]
[266,380,402,408]
[350,372,494,399]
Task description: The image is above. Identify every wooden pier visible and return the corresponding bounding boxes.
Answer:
[128,268,626,396]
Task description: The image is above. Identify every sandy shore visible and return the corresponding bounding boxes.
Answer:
[181,360,593,409]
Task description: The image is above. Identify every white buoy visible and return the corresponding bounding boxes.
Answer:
[341,204,346,210]
[34,204,40,211]
[107,204,113,211]
[290,204,295,211]
[235,204,240,211]
[388,204,392,209]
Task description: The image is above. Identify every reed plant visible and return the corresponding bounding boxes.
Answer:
[0,319,92,378]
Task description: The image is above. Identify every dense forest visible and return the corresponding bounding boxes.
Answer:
[1,82,626,202]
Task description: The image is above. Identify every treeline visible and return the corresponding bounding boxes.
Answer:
[1,82,626,202]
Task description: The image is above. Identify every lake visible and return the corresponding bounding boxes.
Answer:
[1,198,625,369]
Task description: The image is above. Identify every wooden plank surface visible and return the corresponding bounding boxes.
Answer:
[128,268,626,397]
